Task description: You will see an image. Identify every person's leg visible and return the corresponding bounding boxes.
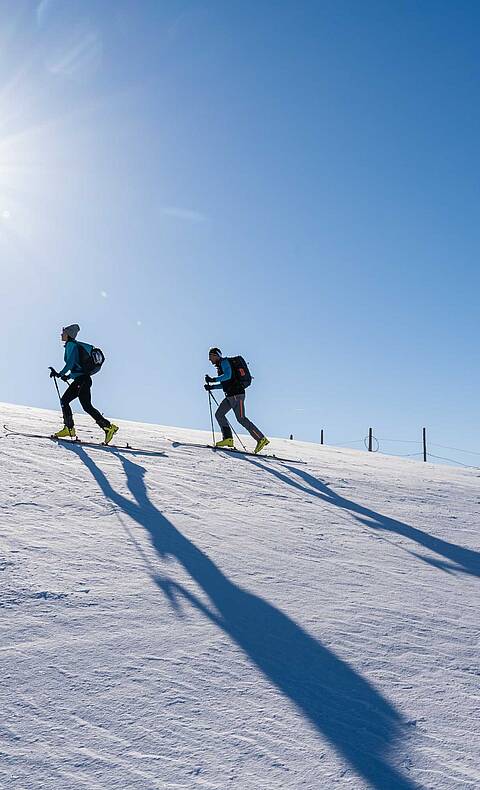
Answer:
[215,396,233,440]
[60,381,81,429]
[78,376,110,429]
[231,395,264,441]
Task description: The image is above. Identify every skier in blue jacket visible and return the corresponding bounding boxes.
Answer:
[49,324,118,444]
[205,347,269,454]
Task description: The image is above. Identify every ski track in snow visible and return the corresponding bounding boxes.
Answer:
[0,402,479,789]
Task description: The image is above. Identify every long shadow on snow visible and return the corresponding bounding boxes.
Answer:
[64,442,418,790]
[242,456,480,578]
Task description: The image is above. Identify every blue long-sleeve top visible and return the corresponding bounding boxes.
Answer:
[58,340,88,379]
[209,357,232,389]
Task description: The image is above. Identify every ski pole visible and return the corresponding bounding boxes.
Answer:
[52,375,62,403]
[209,391,248,452]
[207,389,216,447]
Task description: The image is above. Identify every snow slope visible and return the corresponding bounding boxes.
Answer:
[1,402,479,790]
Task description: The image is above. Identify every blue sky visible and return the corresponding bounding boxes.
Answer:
[1,0,479,464]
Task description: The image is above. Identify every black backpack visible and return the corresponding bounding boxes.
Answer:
[76,341,105,376]
[228,355,252,388]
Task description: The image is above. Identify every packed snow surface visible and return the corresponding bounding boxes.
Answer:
[1,403,479,790]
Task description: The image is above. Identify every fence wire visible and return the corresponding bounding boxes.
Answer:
[319,433,480,469]
[427,453,479,469]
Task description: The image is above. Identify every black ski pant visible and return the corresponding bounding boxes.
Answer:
[215,394,264,442]
[60,375,110,430]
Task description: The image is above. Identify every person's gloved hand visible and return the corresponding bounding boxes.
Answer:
[60,374,69,383]
[204,384,211,391]
[49,367,58,378]
[205,374,214,383]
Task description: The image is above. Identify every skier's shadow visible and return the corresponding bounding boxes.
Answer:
[243,457,480,578]
[64,443,418,790]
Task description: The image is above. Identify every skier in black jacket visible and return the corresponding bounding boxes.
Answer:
[205,347,269,454]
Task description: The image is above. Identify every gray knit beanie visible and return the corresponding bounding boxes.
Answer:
[63,324,80,339]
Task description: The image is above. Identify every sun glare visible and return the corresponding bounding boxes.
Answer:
[0,2,104,267]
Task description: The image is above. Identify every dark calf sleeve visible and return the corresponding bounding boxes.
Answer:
[60,382,80,429]
[61,402,74,429]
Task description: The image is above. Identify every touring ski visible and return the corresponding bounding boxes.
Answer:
[170,441,304,463]
[3,426,166,457]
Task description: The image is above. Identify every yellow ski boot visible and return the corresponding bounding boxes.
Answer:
[53,426,76,439]
[215,438,234,448]
[254,436,270,455]
[104,423,119,445]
